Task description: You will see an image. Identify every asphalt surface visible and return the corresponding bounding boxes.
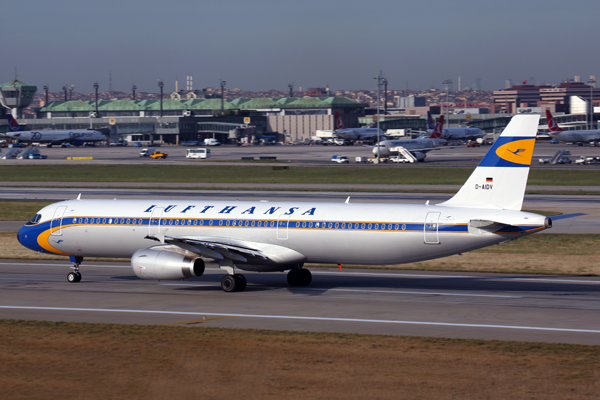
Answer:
[0,260,599,345]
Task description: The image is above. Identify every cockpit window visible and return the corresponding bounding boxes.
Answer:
[28,214,42,225]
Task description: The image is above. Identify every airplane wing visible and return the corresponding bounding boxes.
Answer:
[145,234,306,265]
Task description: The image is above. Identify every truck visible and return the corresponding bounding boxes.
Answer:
[186,148,211,159]
[140,148,168,159]
[203,138,221,146]
[331,155,349,164]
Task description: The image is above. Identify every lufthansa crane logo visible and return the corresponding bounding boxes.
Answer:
[495,138,535,165]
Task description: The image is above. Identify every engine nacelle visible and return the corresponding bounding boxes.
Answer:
[131,248,205,280]
[413,151,426,161]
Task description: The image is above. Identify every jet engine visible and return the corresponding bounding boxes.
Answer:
[413,152,426,161]
[131,248,205,280]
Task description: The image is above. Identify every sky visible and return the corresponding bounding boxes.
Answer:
[2,0,599,94]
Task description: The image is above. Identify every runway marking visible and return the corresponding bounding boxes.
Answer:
[2,262,600,284]
[164,316,236,326]
[1,306,599,334]
[159,283,522,298]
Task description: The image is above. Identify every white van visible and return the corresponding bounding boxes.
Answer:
[186,148,211,159]
[204,138,221,146]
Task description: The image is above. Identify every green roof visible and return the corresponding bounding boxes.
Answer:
[36,96,367,112]
[0,80,37,88]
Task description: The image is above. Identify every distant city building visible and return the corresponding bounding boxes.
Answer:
[397,95,426,109]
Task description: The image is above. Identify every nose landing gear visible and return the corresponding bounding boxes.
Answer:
[67,256,83,283]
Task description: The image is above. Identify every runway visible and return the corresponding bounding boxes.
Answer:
[0,260,599,345]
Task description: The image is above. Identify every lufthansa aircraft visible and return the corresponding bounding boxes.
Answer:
[545,110,600,143]
[17,115,577,292]
[4,116,105,146]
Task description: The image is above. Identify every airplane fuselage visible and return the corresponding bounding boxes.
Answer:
[6,130,105,145]
[334,128,385,141]
[19,199,548,270]
[373,138,446,157]
[548,130,600,143]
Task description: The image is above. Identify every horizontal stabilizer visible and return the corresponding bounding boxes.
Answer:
[550,213,586,221]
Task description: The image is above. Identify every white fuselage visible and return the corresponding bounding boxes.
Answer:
[438,128,484,140]
[6,130,105,145]
[373,138,446,157]
[548,130,600,143]
[20,199,547,269]
[335,128,385,141]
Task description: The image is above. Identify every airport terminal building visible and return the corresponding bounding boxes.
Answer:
[17,96,370,144]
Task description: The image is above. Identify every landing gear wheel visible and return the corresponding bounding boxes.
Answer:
[67,272,81,283]
[221,275,237,292]
[234,274,247,292]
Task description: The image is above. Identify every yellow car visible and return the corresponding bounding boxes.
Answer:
[149,151,168,159]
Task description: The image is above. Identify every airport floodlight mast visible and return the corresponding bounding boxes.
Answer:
[93,82,99,117]
[158,80,164,117]
[43,85,48,105]
[588,78,596,130]
[68,85,74,100]
[374,72,384,163]
[220,80,226,114]
[288,83,293,98]
[132,85,136,101]
[443,79,452,129]
[62,85,67,101]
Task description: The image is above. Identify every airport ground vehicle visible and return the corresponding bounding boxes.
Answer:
[355,157,368,163]
[389,155,410,163]
[186,148,211,159]
[331,155,349,163]
[466,140,480,147]
[140,148,167,159]
[204,138,221,146]
[110,140,128,147]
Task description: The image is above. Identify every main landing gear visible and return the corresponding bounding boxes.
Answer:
[219,259,247,292]
[67,256,83,283]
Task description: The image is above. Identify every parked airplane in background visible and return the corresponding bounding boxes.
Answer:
[3,115,105,147]
[372,115,447,161]
[545,110,600,144]
[332,112,385,142]
[427,111,484,140]
[19,115,578,293]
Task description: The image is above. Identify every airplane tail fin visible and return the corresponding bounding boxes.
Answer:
[334,111,345,130]
[545,110,564,133]
[440,114,540,210]
[6,115,21,132]
[427,111,435,130]
[428,115,444,138]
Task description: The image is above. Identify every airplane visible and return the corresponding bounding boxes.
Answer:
[17,114,582,293]
[545,110,600,144]
[3,115,105,147]
[427,111,484,140]
[372,115,447,161]
[332,112,385,142]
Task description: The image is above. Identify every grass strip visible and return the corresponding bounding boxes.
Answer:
[2,165,600,185]
[0,319,598,399]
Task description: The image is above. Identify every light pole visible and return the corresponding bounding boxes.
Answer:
[158,80,164,117]
[443,79,452,129]
[132,85,137,101]
[62,85,68,101]
[43,85,49,105]
[288,83,293,98]
[68,85,74,100]
[374,72,384,164]
[93,82,99,117]
[220,79,226,114]
[588,78,596,130]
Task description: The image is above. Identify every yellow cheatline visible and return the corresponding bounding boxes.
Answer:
[64,157,94,160]
[163,316,237,326]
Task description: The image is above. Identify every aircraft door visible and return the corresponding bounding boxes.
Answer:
[149,207,164,235]
[424,212,441,244]
[277,215,289,240]
[50,206,67,236]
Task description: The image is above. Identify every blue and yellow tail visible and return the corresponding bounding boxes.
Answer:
[441,114,540,210]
